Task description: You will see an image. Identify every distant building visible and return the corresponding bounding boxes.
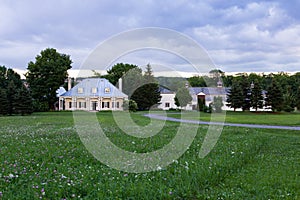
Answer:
[59,78,128,111]
[157,86,177,110]
[186,87,230,110]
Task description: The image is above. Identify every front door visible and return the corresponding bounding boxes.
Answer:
[92,101,97,111]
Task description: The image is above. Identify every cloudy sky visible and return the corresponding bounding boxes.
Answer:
[1,0,300,76]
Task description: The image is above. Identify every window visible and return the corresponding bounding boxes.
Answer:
[92,87,97,94]
[112,102,114,108]
[78,87,83,93]
[79,102,86,108]
[102,102,110,108]
[116,102,120,108]
[165,102,170,108]
[104,87,110,93]
[69,102,72,108]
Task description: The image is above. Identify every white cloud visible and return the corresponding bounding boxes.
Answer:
[0,0,299,74]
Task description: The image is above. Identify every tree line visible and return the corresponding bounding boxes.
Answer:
[188,70,300,112]
[2,46,300,115]
[226,73,300,112]
[0,48,72,115]
[0,66,33,115]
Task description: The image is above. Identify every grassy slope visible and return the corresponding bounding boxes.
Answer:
[168,111,300,126]
[0,112,299,199]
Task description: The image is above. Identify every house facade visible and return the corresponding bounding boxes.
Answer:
[186,87,230,110]
[59,78,128,111]
[157,87,178,110]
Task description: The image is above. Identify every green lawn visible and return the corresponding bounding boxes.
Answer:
[168,111,300,126]
[0,112,299,199]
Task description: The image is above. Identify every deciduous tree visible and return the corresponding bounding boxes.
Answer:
[212,96,223,113]
[174,87,192,108]
[105,63,138,85]
[26,48,72,111]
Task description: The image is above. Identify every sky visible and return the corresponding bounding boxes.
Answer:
[1,0,300,77]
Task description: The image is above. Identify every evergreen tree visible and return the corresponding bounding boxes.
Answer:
[282,87,295,112]
[7,80,17,115]
[282,93,295,112]
[0,66,32,115]
[240,76,251,111]
[131,64,161,110]
[226,79,243,111]
[250,79,264,111]
[0,89,8,115]
[297,86,300,111]
[265,79,284,112]
[14,85,33,115]
[174,87,192,108]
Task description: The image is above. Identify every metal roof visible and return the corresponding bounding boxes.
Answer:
[189,87,229,102]
[189,87,230,96]
[159,86,174,94]
[60,78,128,98]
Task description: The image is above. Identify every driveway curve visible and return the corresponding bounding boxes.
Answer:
[144,114,300,131]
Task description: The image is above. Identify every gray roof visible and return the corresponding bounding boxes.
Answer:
[189,87,230,96]
[60,78,128,98]
[189,87,230,102]
[159,86,174,94]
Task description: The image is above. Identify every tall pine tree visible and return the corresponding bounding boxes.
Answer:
[0,66,33,115]
[226,79,244,111]
[265,79,284,112]
[14,85,33,115]
[0,89,8,115]
[7,80,17,115]
[250,79,264,111]
[131,64,161,110]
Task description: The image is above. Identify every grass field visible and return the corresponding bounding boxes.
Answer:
[0,111,299,199]
[168,111,300,126]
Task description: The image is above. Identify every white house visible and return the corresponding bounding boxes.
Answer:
[186,87,230,110]
[157,86,178,110]
[59,78,128,111]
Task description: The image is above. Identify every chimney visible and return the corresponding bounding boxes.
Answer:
[68,77,72,91]
[118,78,122,92]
